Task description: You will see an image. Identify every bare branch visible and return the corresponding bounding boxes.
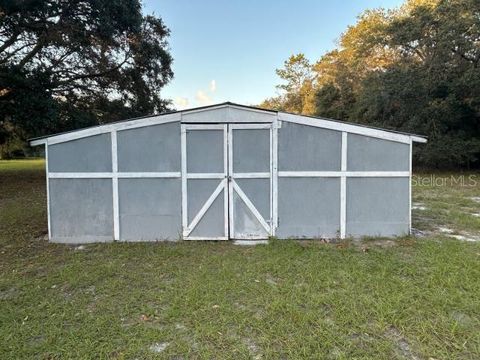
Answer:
[0,32,20,53]
[55,52,131,85]
[17,40,44,68]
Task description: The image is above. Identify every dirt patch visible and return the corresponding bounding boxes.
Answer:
[385,326,419,360]
[411,228,427,237]
[412,202,427,210]
[449,234,480,242]
[437,227,480,242]
[149,342,169,353]
[364,239,397,248]
[265,274,278,286]
[243,338,261,359]
[0,287,19,300]
[439,227,454,234]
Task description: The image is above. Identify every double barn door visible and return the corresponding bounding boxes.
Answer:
[181,123,274,240]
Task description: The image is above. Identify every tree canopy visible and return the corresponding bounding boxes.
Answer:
[0,0,173,158]
[261,0,480,169]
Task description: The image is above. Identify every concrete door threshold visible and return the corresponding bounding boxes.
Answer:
[233,240,269,246]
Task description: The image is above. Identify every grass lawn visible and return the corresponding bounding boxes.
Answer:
[1,160,480,359]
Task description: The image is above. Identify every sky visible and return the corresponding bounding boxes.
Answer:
[143,0,404,109]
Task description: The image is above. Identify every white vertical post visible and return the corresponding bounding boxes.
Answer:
[45,140,51,240]
[340,132,347,239]
[228,125,234,237]
[223,124,229,238]
[271,118,279,235]
[409,139,413,235]
[181,125,188,237]
[111,130,119,241]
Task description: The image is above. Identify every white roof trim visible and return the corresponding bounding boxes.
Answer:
[278,112,426,144]
[410,135,427,143]
[30,104,426,146]
[30,138,47,146]
[30,112,181,146]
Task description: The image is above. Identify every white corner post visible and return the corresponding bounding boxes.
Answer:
[111,130,119,241]
[228,124,234,237]
[223,124,229,238]
[340,132,347,239]
[272,118,279,236]
[180,125,188,238]
[45,140,52,240]
[409,138,413,235]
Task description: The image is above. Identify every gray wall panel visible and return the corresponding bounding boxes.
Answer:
[235,178,270,220]
[189,192,225,238]
[186,129,223,173]
[117,122,180,172]
[346,177,409,237]
[49,134,112,172]
[49,179,113,243]
[347,134,409,171]
[118,178,181,241]
[232,191,268,238]
[279,122,341,171]
[181,107,227,123]
[277,178,340,238]
[181,107,275,123]
[233,129,270,172]
[187,179,222,223]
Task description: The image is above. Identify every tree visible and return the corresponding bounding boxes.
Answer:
[260,54,314,114]
[261,0,480,168]
[0,0,173,158]
[353,0,480,167]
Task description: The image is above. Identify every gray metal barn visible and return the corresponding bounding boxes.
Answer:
[30,102,426,243]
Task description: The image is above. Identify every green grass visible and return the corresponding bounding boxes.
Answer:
[413,172,480,237]
[1,160,480,359]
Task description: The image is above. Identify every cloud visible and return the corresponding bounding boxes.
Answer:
[195,90,212,105]
[174,96,189,109]
[209,80,216,92]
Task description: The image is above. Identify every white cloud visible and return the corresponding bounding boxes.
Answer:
[209,80,216,93]
[174,96,189,109]
[195,90,212,105]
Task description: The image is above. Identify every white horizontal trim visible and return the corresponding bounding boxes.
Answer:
[278,171,410,177]
[186,173,225,179]
[342,171,410,177]
[118,172,181,178]
[183,124,225,130]
[278,112,417,144]
[49,172,112,178]
[233,239,269,244]
[233,172,270,179]
[183,236,229,241]
[48,172,181,179]
[230,123,272,129]
[32,113,181,146]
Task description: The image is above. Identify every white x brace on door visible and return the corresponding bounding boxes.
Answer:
[181,123,275,240]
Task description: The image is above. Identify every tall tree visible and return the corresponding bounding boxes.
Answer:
[260,54,314,114]
[262,0,480,168]
[0,0,173,158]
